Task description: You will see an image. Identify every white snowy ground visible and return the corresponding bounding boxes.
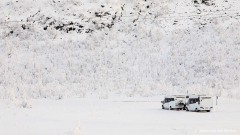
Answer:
[0,96,240,135]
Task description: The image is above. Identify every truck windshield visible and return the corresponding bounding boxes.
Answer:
[165,98,174,102]
[189,98,199,104]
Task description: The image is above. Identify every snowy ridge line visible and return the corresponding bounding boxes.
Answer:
[1,11,239,24]
[0,12,239,30]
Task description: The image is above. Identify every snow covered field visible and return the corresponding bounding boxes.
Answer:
[0,96,240,135]
[1,0,240,134]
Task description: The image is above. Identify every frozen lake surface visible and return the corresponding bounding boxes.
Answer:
[0,96,240,135]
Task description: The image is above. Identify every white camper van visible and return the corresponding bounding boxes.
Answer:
[161,95,185,110]
[185,95,213,112]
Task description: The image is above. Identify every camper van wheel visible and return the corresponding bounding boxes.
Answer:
[195,108,199,112]
[162,105,165,109]
[170,106,173,110]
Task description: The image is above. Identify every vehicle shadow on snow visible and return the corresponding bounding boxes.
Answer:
[161,109,211,113]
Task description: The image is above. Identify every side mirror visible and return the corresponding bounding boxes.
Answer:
[161,101,164,103]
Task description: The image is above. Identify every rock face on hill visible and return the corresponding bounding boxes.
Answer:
[0,0,240,99]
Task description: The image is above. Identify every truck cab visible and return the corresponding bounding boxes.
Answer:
[185,95,213,112]
[161,95,185,110]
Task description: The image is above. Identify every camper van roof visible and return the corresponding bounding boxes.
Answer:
[188,95,212,98]
[173,95,185,97]
[164,95,185,98]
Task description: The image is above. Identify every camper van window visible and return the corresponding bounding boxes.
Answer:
[189,98,199,104]
[193,98,197,104]
[189,99,192,104]
[165,98,169,103]
[196,98,199,102]
[190,99,194,104]
[165,98,174,103]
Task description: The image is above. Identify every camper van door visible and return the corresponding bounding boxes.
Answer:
[188,98,199,111]
[163,98,169,109]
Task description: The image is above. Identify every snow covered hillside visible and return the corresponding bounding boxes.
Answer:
[0,0,240,99]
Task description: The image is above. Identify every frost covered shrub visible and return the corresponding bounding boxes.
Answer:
[20,99,32,108]
[98,90,109,99]
[1,85,32,108]
[4,87,16,100]
[72,124,82,135]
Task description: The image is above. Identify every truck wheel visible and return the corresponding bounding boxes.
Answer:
[186,107,189,111]
[195,108,199,112]
[170,106,173,110]
[162,105,165,109]
[206,110,211,112]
